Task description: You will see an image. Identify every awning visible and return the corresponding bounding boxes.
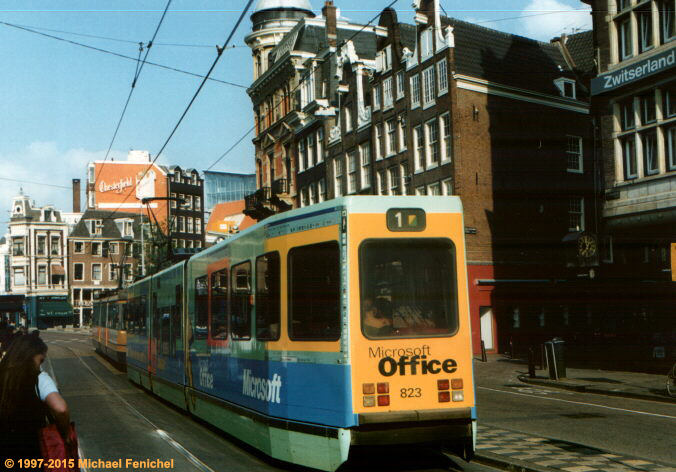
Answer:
[51,265,65,275]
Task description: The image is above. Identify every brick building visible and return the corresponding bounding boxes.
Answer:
[68,209,144,326]
[244,0,599,356]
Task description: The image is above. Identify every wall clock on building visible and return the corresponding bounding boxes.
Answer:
[578,234,597,258]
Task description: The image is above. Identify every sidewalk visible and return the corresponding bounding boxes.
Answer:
[474,354,674,403]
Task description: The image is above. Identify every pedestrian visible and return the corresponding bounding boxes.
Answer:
[0,331,72,469]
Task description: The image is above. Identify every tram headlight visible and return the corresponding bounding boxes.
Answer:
[362,383,375,395]
[438,391,451,402]
[437,379,450,391]
[377,382,389,394]
[363,396,376,407]
[377,395,390,406]
[452,391,464,402]
[451,378,463,390]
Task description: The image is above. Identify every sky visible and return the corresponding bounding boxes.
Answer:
[0,0,592,234]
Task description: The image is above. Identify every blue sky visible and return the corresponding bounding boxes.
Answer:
[0,0,591,233]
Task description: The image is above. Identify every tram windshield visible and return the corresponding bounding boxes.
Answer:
[360,238,458,339]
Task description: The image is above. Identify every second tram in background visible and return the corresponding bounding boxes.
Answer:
[92,196,476,471]
[91,290,128,364]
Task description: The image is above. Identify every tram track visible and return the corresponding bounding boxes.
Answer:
[48,340,216,472]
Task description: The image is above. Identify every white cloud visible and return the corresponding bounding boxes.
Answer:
[520,0,592,41]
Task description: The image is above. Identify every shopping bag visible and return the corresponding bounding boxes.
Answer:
[38,422,79,472]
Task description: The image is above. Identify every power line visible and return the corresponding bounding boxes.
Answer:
[206,0,399,172]
[0,21,247,88]
[95,0,172,190]
[103,0,256,222]
[0,177,71,190]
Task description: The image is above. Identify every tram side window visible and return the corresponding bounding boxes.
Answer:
[289,241,340,341]
[125,299,134,333]
[194,276,208,339]
[256,252,280,341]
[210,270,228,340]
[230,262,251,340]
[360,238,458,339]
[108,304,118,329]
[139,296,147,336]
[161,304,171,355]
[172,285,182,356]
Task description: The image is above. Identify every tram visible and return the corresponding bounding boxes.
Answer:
[102,196,475,471]
[91,290,128,364]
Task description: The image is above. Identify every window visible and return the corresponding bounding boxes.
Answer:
[301,187,309,207]
[665,86,676,117]
[196,218,202,234]
[88,219,102,235]
[318,178,326,202]
[381,45,392,71]
[310,182,317,204]
[668,126,676,170]
[441,113,452,162]
[567,136,583,172]
[12,237,24,256]
[359,144,371,189]
[422,66,436,107]
[416,186,427,196]
[307,135,314,168]
[414,125,424,171]
[378,170,387,195]
[420,27,434,60]
[194,276,209,339]
[383,77,394,109]
[638,8,653,53]
[555,78,576,98]
[125,242,132,257]
[316,128,324,163]
[396,71,405,100]
[298,140,306,172]
[334,157,343,197]
[620,99,635,130]
[210,269,228,340]
[178,216,185,233]
[38,265,47,285]
[256,252,280,340]
[398,115,407,152]
[109,264,117,281]
[359,239,458,339]
[428,182,441,195]
[662,0,676,42]
[426,118,440,166]
[372,84,381,110]
[622,136,637,179]
[410,74,421,108]
[170,193,177,208]
[617,0,630,12]
[51,236,60,255]
[437,58,448,95]
[289,241,340,341]
[124,264,133,282]
[642,130,659,175]
[641,92,656,124]
[568,198,585,232]
[14,267,25,286]
[375,123,383,160]
[343,106,352,132]
[442,178,453,196]
[92,242,102,256]
[401,162,410,195]
[230,262,251,340]
[195,196,201,210]
[109,242,118,255]
[37,235,46,255]
[187,217,194,234]
[92,263,102,281]
[386,119,396,156]
[184,195,193,210]
[73,263,84,281]
[74,241,84,254]
[388,166,400,195]
[618,17,632,60]
[347,152,358,194]
[301,68,315,108]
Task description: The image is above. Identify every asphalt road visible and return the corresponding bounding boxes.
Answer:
[42,331,499,472]
[474,357,676,465]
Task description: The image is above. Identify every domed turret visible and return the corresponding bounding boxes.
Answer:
[246,0,314,80]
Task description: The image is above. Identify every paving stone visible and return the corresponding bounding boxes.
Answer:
[561,466,597,472]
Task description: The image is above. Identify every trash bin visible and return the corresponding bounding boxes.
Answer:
[544,338,566,380]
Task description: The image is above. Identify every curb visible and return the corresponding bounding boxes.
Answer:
[475,451,556,472]
[518,374,675,404]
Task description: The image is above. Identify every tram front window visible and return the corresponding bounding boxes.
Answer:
[360,238,458,338]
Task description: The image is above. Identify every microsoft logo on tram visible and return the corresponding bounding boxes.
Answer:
[242,369,283,404]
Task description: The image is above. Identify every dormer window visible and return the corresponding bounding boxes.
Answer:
[554,78,576,99]
[87,219,103,235]
[43,209,52,221]
[420,28,434,61]
[377,46,393,72]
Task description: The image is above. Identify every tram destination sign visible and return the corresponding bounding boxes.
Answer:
[591,48,675,96]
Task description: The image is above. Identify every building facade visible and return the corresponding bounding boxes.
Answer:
[68,209,144,326]
[7,192,71,327]
[585,0,675,367]
[203,171,256,213]
[167,166,206,255]
[245,0,598,356]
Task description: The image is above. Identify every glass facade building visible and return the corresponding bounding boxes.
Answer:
[203,171,256,212]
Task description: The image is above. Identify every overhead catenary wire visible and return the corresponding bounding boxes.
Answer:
[101,0,256,222]
[0,176,71,190]
[0,21,247,88]
[206,0,399,172]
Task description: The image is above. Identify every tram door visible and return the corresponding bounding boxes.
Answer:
[149,292,159,374]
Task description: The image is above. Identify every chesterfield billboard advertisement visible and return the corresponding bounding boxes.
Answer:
[93,162,169,228]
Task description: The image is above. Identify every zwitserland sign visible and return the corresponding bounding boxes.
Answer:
[591,48,675,96]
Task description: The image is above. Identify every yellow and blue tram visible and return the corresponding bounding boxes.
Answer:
[96,196,476,471]
[91,290,128,364]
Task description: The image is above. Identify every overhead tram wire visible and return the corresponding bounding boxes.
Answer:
[0,21,247,88]
[102,0,256,222]
[94,0,173,188]
[206,0,399,172]
[0,177,71,190]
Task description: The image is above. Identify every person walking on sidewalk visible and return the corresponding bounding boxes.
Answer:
[0,331,72,469]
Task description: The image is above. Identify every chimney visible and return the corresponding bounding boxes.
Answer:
[323,1,337,48]
[72,179,81,213]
